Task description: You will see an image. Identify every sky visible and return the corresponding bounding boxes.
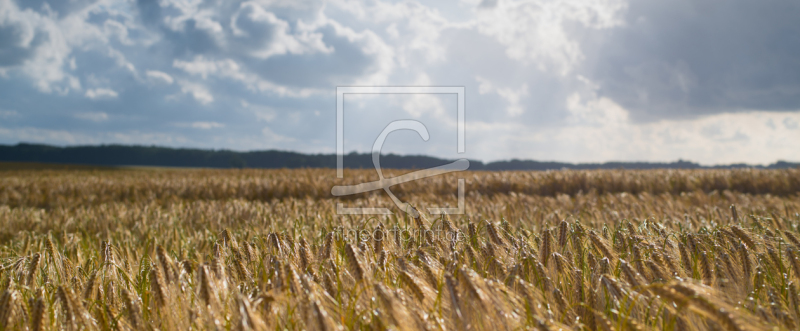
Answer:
[1,0,799,165]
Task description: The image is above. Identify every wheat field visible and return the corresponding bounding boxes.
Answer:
[1,166,800,330]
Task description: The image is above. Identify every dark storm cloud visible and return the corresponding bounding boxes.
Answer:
[583,0,800,121]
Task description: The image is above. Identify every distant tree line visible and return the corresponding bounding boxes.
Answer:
[0,143,797,170]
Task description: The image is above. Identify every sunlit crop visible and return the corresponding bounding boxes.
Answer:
[1,166,799,330]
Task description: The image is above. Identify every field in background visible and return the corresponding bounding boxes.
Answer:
[1,166,799,330]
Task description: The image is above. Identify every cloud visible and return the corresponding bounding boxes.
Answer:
[473,0,627,75]
[74,111,108,122]
[0,0,73,93]
[173,56,221,79]
[580,0,800,121]
[476,76,528,116]
[145,70,173,84]
[0,109,18,118]
[85,88,118,99]
[0,125,190,146]
[0,126,94,145]
[784,117,799,130]
[0,0,799,164]
[241,100,276,122]
[230,2,332,59]
[177,80,213,104]
[177,121,225,129]
[262,126,294,142]
[467,96,800,164]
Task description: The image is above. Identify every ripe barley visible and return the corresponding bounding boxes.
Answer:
[236,296,267,331]
[600,274,624,301]
[0,290,20,327]
[540,229,551,265]
[700,251,713,285]
[589,231,614,260]
[485,220,506,247]
[419,259,437,287]
[687,234,698,255]
[661,251,679,277]
[282,233,296,256]
[213,242,222,259]
[104,280,117,309]
[121,288,142,329]
[45,237,57,260]
[627,221,637,235]
[31,291,45,331]
[789,282,800,320]
[322,271,336,297]
[374,223,384,253]
[181,260,194,275]
[785,231,800,247]
[468,223,478,248]
[243,241,254,263]
[673,284,743,331]
[632,245,647,277]
[399,271,425,301]
[56,286,80,328]
[83,270,98,301]
[719,252,738,285]
[620,260,642,289]
[444,274,465,330]
[552,287,571,319]
[310,298,330,331]
[268,233,282,255]
[212,256,226,280]
[344,243,364,283]
[767,247,784,274]
[457,267,487,309]
[647,260,666,283]
[738,243,752,280]
[731,226,756,250]
[321,232,333,261]
[26,253,40,286]
[149,267,168,306]
[558,220,568,249]
[156,245,175,284]
[1,167,798,330]
[299,244,312,274]
[373,283,401,325]
[789,248,800,281]
[377,249,387,271]
[232,250,250,282]
[571,232,584,265]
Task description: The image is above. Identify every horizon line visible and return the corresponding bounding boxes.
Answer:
[3,142,799,169]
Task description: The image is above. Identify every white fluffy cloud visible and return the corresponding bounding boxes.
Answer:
[473,0,627,75]
[230,2,332,59]
[177,80,213,105]
[0,0,799,164]
[146,70,173,84]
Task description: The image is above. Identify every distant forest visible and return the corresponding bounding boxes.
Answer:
[1,143,798,170]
